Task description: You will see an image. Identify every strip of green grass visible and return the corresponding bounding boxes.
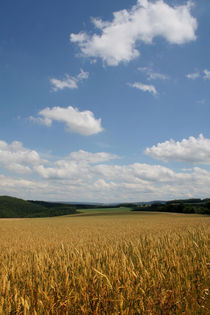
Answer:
[72,207,132,216]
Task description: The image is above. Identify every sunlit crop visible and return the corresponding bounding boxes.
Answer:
[0,212,209,314]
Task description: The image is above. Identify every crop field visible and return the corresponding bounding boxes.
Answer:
[0,211,209,314]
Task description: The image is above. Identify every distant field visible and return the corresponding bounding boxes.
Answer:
[0,212,209,314]
[74,206,132,216]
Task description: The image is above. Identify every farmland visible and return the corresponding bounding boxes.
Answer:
[0,211,209,314]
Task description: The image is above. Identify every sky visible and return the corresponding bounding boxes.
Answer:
[0,0,210,202]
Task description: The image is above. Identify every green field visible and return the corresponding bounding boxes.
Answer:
[0,212,209,314]
[74,206,132,216]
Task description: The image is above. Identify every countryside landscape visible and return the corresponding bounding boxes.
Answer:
[0,196,209,313]
[1,0,210,313]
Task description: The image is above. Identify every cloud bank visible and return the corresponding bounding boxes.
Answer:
[1,137,210,202]
[30,106,103,136]
[70,0,197,66]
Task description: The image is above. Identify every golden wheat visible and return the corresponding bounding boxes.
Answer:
[0,213,209,314]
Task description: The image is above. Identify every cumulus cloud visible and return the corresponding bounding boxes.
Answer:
[0,140,44,174]
[50,69,89,91]
[70,0,197,66]
[1,139,210,202]
[129,82,157,94]
[93,163,175,184]
[33,149,176,182]
[35,150,119,180]
[139,67,168,80]
[30,106,103,136]
[145,134,210,164]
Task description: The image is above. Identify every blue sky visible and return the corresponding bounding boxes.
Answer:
[0,0,210,202]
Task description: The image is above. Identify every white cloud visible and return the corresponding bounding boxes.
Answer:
[0,174,48,200]
[186,71,200,79]
[32,149,210,201]
[139,67,168,80]
[203,69,210,80]
[35,151,118,180]
[129,82,157,94]
[0,139,210,202]
[35,150,118,180]
[29,116,52,127]
[50,69,89,91]
[68,150,119,164]
[186,69,210,80]
[145,134,210,164]
[70,0,197,66]
[93,163,175,184]
[9,160,210,202]
[30,106,103,136]
[0,140,44,174]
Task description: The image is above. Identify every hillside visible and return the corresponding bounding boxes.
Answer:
[1,196,209,218]
[132,198,210,215]
[0,196,77,218]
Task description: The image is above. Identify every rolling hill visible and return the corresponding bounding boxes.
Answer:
[0,196,77,218]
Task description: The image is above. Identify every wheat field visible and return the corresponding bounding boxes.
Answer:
[0,212,209,314]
